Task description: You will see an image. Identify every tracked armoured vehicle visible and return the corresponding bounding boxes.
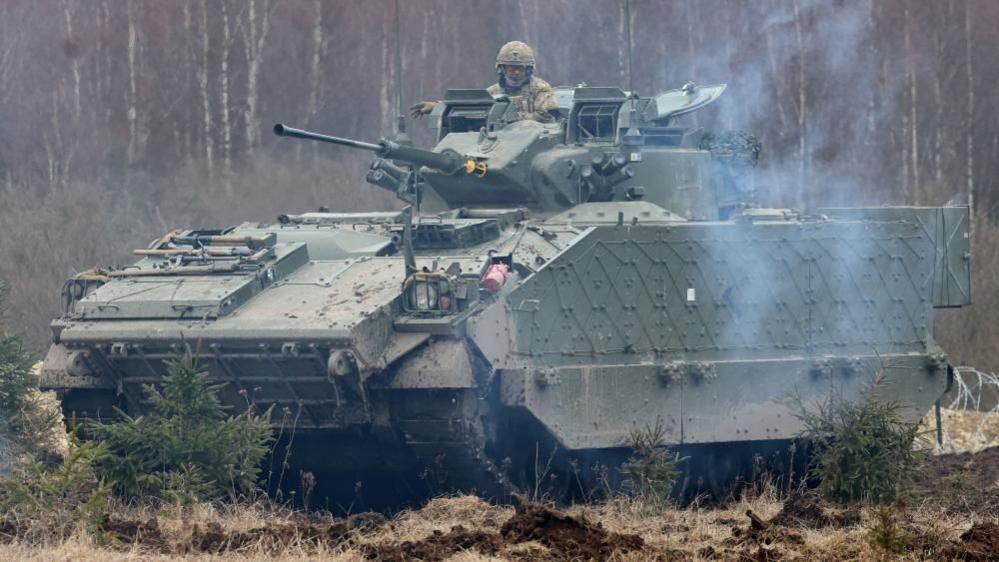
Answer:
[42,84,971,503]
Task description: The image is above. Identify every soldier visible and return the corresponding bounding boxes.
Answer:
[409,41,558,123]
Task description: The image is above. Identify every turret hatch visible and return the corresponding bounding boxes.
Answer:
[648,83,727,122]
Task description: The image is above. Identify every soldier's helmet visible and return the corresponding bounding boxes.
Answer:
[496,41,536,68]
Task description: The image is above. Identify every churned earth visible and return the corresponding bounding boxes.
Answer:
[1,388,995,561]
[0,443,995,561]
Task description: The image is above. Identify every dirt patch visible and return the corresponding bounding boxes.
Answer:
[102,509,386,555]
[956,522,999,561]
[768,492,860,528]
[102,515,360,555]
[361,525,503,561]
[909,445,999,515]
[85,498,654,560]
[363,497,644,562]
[939,522,999,562]
[188,519,352,554]
[909,521,999,561]
[500,496,644,561]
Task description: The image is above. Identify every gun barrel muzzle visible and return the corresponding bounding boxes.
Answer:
[273,124,382,152]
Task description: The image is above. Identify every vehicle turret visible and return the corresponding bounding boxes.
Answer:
[276,83,758,220]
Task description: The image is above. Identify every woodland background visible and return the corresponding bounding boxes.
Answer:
[0,0,996,370]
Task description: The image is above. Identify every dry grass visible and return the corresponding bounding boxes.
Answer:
[918,365,999,454]
[359,495,513,546]
[919,407,999,454]
[0,490,992,561]
[0,545,346,561]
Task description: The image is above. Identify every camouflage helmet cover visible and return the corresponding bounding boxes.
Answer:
[496,41,536,68]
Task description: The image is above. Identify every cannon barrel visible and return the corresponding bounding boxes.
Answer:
[273,124,382,151]
[273,124,465,174]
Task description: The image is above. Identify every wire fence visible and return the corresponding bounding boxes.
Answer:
[927,366,999,454]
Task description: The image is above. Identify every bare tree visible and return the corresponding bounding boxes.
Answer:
[791,0,806,208]
[240,0,273,157]
[60,0,81,123]
[126,0,138,165]
[303,0,325,164]
[908,4,920,203]
[198,0,214,175]
[220,0,233,191]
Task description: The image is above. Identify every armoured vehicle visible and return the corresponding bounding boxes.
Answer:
[41,84,971,502]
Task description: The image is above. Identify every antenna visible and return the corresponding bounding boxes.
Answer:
[392,0,420,212]
[393,0,411,146]
[625,0,634,94]
[621,0,643,153]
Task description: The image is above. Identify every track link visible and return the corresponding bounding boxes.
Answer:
[394,388,508,499]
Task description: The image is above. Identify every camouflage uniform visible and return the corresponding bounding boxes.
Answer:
[410,41,557,123]
[487,76,557,123]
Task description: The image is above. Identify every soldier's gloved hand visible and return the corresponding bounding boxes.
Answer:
[409,100,438,119]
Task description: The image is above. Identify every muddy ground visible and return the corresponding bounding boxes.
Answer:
[0,445,995,561]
